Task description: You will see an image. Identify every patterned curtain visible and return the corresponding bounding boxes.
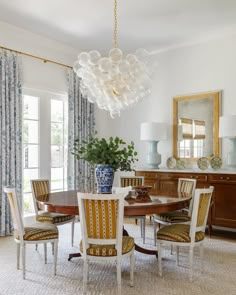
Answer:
[0,50,22,236]
[67,69,95,192]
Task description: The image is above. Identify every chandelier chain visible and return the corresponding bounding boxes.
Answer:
[113,0,118,48]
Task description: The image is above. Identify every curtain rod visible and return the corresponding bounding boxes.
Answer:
[0,45,72,69]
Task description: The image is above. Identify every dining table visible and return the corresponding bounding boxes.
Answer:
[37,190,190,260]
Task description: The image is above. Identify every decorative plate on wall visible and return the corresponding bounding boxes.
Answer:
[197,157,210,170]
[210,157,222,170]
[166,157,177,169]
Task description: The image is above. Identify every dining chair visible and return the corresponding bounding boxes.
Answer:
[31,179,75,246]
[4,187,59,279]
[153,178,197,245]
[120,176,146,243]
[77,192,135,291]
[156,186,214,281]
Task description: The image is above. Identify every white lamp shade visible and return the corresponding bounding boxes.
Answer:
[140,122,167,141]
[219,115,236,138]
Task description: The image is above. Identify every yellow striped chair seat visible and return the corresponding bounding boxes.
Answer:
[36,212,74,223]
[80,236,135,257]
[153,211,190,223]
[14,223,58,241]
[157,224,205,243]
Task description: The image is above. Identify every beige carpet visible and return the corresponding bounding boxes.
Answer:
[0,221,235,295]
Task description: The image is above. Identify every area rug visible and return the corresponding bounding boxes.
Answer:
[0,221,235,295]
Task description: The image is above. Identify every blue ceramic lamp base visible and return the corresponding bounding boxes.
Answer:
[145,141,161,169]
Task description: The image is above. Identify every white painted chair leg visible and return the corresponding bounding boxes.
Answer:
[200,244,204,273]
[17,243,20,270]
[44,243,47,264]
[189,247,193,282]
[130,251,134,287]
[51,242,54,255]
[71,219,75,247]
[176,245,180,266]
[157,243,162,277]
[153,220,157,246]
[117,259,121,287]
[142,217,146,244]
[54,240,58,275]
[22,244,26,280]
[83,259,88,284]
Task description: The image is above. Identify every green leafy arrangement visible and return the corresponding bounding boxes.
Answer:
[72,132,138,172]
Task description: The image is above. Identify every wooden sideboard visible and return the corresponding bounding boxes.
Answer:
[135,170,236,232]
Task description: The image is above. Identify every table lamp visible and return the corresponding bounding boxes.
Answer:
[140,122,167,169]
[219,115,236,167]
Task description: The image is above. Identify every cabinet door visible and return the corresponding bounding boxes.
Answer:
[144,179,158,195]
[211,183,236,228]
[158,180,178,197]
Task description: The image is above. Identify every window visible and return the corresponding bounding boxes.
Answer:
[178,118,205,158]
[22,89,68,215]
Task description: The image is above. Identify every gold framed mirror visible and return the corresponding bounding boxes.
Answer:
[173,91,221,161]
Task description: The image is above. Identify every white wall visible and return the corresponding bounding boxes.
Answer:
[0,20,106,133]
[109,34,236,170]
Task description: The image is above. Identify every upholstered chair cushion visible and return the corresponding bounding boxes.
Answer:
[14,223,58,241]
[157,224,205,243]
[153,211,190,223]
[80,236,135,257]
[36,212,74,223]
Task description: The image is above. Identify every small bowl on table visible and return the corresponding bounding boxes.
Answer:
[132,186,152,203]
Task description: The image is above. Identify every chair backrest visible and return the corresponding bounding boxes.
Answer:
[120,176,144,187]
[3,187,25,241]
[77,192,126,258]
[189,186,214,243]
[178,178,197,215]
[30,179,50,214]
[178,178,197,198]
[112,186,132,194]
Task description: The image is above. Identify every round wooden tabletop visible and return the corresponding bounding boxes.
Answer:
[37,190,190,216]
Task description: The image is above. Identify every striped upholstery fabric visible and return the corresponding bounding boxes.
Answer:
[84,199,118,239]
[178,179,196,198]
[36,212,74,223]
[155,179,195,222]
[120,177,143,188]
[14,223,58,241]
[157,224,205,243]
[153,211,190,223]
[31,179,74,225]
[197,192,212,227]
[80,236,134,256]
[31,180,49,199]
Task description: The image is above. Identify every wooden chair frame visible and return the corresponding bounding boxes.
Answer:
[30,179,75,246]
[120,176,146,244]
[4,187,58,279]
[156,186,214,281]
[153,178,197,245]
[77,192,134,290]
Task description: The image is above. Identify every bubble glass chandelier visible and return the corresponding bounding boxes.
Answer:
[73,0,152,118]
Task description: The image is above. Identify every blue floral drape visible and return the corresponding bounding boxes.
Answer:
[0,50,22,236]
[67,69,95,192]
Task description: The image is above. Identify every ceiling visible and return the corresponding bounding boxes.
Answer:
[0,0,236,54]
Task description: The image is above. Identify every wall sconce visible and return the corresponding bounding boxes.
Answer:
[140,122,167,169]
[219,115,236,167]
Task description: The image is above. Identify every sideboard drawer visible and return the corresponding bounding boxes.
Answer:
[160,173,208,182]
[209,174,236,183]
[136,171,159,179]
